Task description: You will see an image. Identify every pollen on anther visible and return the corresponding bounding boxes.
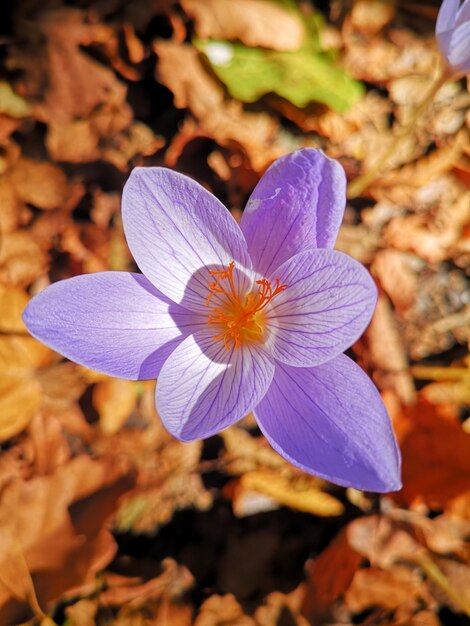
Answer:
[205,261,287,350]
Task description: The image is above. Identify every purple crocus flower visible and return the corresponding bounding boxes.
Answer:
[436,0,470,77]
[23,149,401,492]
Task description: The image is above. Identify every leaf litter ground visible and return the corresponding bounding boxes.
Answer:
[0,1,469,625]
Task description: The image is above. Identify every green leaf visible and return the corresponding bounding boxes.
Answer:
[196,38,364,113]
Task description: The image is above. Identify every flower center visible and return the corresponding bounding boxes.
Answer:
[205,261,287,350]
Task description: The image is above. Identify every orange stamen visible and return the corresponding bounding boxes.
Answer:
[205,261,287,350]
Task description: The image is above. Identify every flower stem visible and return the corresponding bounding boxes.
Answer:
[347,69,450,199]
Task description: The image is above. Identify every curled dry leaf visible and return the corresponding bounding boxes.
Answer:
[182,0,304,51]
[237,470,344,517]
[302,529,363,624]
[355,293,416,405]
[8,7,128,124]
[254,586,309,626]
[93,378,138,435]
[0,284,86,443]
[99,558,194,608]
[96,394,212,533]
[345,566,427,613]
[0,231,48,287]
[194,594,255,626]
[8,157,69,211]
[0,285,52,442]
[392,398,470,511]
[155,40,281,172]
[0,455,134,624]
[347,515,422,569]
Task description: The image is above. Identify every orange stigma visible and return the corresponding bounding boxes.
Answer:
[206,261,287,350]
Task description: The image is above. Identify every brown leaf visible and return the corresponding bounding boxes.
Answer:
[93,378,138,435]
[0,230,48,287]
[355,293,416,404]
[9,157,69,210]
[97,394,212,533]
[302,529,362,624]
[383,185,470,263]
[345,566,425,612]
[9,7,128,123]
[347,515,422,569]
[155,40,281,172]
[65,599,97,626]
[238,470,344,517]
[0,175,21,234]
[0,283,29,332]
[194,594,255,626]
[393,399,470,510]
[255,586,309,626]
[371,249,420,313]
[181,0,304,51]
[100,558,193,608]
[0,455,134,623]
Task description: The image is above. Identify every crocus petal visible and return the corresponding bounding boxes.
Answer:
[239,149,346,276]
[23,272,202,380]
[448,21,470,71]
[156,330,275,441]
[265,248,377,367]
[122,167,252,312]
[455,0,470,27]
[436,0,460,36]
[254,355,402,492]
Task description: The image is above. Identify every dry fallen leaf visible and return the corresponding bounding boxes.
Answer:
[93,378,138,435]
[0,455,134,623]
[8,157,69,211]
[392,398,470,511]
[238,470,344,517]
[155,40,282,172]
[302,529,363,624]
[181,0,304,51]
[345,566,426,613]
[194,594,255,626]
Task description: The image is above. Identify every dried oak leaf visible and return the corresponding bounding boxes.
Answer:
[355,293,416,405]
[372,253,468,359]
[181,0,304,51]
[345,566,426,613]
[349,0,396,35]
[47,108,163,169]
[432,557,470,614]
[93,378,138,435]
[64,599,97,626]
[96,394,212,533]
[254,586,309,626]
[0,176,21,234]
[392,398,470,510]
[343,26,436,84]
[221,427,343,517]
[194,594,255,626]
[375,132,470,210]
[347,515,422,570]
[0,285,86,442]
[7,7,127,123]
[155,40,281,172]
[8,157,69,211]
[371,249,420,314]
[99,558,194,609]
[302,528,363,625]
[0,455,134,624]
[0,329,51,443]
[236,470,344,517]
[0,230,48,287]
